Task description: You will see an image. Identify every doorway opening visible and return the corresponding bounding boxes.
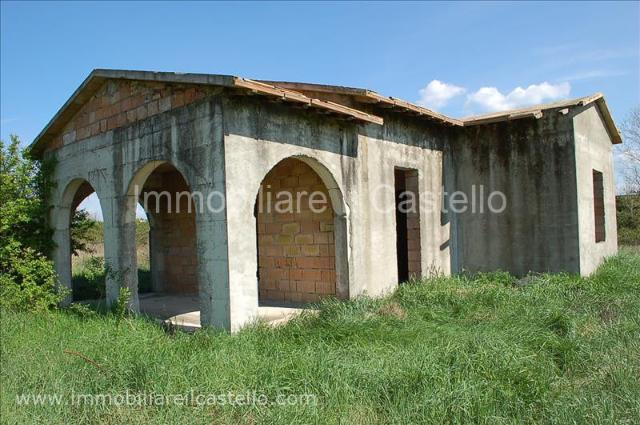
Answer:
[394,168,422,283]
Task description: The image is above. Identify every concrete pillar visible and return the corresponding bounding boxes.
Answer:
[51,221,72,305]
[102,195,139,311]
[334,212,350,300]
[194,202,233,330]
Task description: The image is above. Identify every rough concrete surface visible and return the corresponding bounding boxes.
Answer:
[35,70,621,331]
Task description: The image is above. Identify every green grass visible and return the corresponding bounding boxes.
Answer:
[2,251,640,424]
[72,256,152,301]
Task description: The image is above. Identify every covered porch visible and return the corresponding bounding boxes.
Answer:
[137,293,310,331]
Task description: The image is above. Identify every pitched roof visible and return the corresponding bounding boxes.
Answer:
[266,81,621,144]
[460,93,622,144]
[29,69,383,156]
[259,80,463,126]
[29,69,622,155]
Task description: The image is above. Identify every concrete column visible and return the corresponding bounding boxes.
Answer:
[194,204,233,330]
[102,195,139,311]
[51,221,72,306]
[224,208,259,332]
[334,212,351,299]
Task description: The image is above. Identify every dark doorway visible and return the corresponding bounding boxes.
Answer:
[394,168,422,283]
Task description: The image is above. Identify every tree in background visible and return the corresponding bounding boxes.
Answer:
[615,107,640,247]
[0,135,63,310]
[620,106,640,194]
[70,209,101,256]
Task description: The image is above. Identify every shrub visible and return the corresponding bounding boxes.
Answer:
[0,242,66,311]
[617,194,640,246]
[0,136,61,311]
[72,256,106,301]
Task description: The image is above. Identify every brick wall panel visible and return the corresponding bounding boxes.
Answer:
[256,158,337,304]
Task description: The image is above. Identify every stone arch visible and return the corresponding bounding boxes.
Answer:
[253,155,350,304]
[123,159,200,298]
[51,177,106,303]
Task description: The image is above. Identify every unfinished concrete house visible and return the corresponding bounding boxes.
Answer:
[30,69,621,331]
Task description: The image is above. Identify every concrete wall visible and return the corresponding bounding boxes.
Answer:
[45,76,619,331]
[222,96,356,330]
[449,113,581,276]
[222,99,451,328]
[47,82,230,328]
[355,116,450,295]
[573,104,618,275]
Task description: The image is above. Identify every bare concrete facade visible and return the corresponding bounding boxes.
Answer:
[31,69,621,331]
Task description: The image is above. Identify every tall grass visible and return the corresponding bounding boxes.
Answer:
[2,252,639,424]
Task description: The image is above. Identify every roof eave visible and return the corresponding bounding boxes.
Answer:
[460,93,622,145]
[29,70,383,157]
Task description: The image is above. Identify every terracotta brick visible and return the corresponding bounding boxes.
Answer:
[256,158,337,304]
[301,221,319,233]
[321,270,336,283]
[257,223,266,234]
[184,88,197,103]
[281,223,300,235]
[63,131,76,145]
[109,102,122,116]
[262,245,282,257]
[77,126,91,140]
[172,91,185,108]
[301,293,320,303]
[283,245,301,257]
[303,269,322,281]
[408,250,421,262]
[316,281,334,295]
[275,212,295,223]
[302,245,320,256]
[116,113,127,127]
[320,222,334,232]
[317,257,334,269]
[159,96,172,113]
[295,257,317,269]
[265,223,281,234]
[291,163,308,175]
[147,100,159,116]
[136,105,148,120]
[282,176,299,187]
[314,232,329,244]
[297,280,316,293]
[299,173,318,185]
[258,235,273,246]
[277,280,290,291]
[275,257,294,268]
[275,234,293,245]
[294,234,314,245]
[289,292,303,303]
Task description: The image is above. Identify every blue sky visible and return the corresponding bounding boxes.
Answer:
[1,1,639,218]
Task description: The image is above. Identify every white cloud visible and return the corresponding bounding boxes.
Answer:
[466,81,571,113]
[417,80,465,110]
[560,69,627,82]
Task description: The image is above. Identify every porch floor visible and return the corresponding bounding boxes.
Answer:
[138,293,309,331]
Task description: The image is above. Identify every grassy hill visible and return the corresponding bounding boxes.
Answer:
[2,250,639,424]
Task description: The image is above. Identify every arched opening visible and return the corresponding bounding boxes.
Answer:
[254,157,348,306]
[127,161,199,307]
[58,180,106,302]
